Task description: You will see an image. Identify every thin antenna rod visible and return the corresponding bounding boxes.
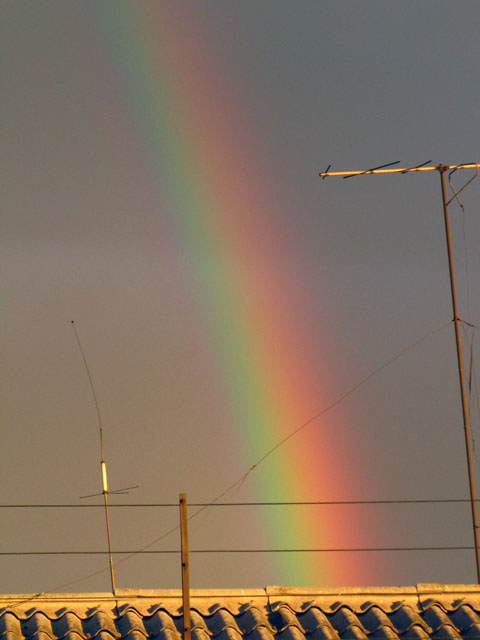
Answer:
[71,321,116,594]
[318,162,480,583]
[71,321,105,456]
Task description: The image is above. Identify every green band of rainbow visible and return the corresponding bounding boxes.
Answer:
[89,2,384,586]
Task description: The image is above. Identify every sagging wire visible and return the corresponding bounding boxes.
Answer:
[447,167,479,456]
[462,323,480,462]
[472,358,480,461]
[447,164,479,207]
[448,165,479,319]
[10,322,451,607]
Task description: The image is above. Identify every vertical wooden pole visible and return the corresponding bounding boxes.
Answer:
[179,493,191,640]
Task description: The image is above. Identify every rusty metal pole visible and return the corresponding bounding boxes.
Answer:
[179,494,191,640]
[439,165,480,583]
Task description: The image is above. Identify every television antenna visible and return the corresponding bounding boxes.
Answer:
[319,162,480,582]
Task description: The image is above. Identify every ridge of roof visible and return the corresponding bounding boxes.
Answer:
[2,583,480,602]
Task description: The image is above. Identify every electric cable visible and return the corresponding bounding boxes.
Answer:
[1,546,476,556]
[2,498,480,508]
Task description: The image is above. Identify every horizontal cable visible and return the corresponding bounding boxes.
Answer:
[1,546,475,556]
[0,499,477,508]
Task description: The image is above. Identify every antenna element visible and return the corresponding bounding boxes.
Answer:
[71,321,116,595]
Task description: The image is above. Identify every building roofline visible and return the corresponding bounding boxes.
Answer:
[2,583,480,604]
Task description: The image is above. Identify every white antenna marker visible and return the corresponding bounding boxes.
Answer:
[320,162,480,582]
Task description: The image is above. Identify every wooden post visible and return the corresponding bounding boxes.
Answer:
[179,493,191,640]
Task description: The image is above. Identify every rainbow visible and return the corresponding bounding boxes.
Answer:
[88,3,385,586]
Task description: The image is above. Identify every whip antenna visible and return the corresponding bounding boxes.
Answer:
[71,320,116,595]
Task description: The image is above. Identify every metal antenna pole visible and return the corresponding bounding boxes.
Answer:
[179,494,191,640]
[439,166,480,582]
[101,455,116,595]
[319,162,480,582]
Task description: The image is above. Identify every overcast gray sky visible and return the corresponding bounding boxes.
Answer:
[2,0,480,594]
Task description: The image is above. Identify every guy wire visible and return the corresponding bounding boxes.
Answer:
[462,324,480,462]
[11,321,451,605]
[472,348,480,462]
[448,168,478,324]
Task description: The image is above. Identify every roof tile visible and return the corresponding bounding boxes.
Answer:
[116,611,147,638]
[0,614,23,640]
[214,628,243,640]
[238,608,274,635]
[22,613,54,640]
[83,612,119,639]
[276,625,307,640]
[399,626,431,640]
[206,609,242,637]
[271,605,305,634]
[359,607,397,633]
[390,606,432,634]
[308,627,341,640]
[431,628,462,640]
[330,608,368,636]
[296,607,336,635]
[243,627,276,640]
[143,610,178,638]
[449,606,480,632]
[52,613,84,640]
[423,607,458,634]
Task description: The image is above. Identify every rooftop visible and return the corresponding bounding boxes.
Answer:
[2,584,480,640]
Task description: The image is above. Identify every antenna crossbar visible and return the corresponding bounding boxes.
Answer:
[319,163,480,178]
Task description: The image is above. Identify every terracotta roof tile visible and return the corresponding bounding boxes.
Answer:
[450,606,480,632]
[330,608,369,637]
[299,608,339,640]
[215,628,243,640]
[423,607,458,633]
[0,612,23,640]
[206,609,242,637]
[243,627,275,640]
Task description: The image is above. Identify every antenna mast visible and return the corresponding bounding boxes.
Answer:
[99,431,116,595]
[320,162,480,583]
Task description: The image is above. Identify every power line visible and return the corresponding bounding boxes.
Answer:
[1,546,475,556]
[1,498,479,508]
